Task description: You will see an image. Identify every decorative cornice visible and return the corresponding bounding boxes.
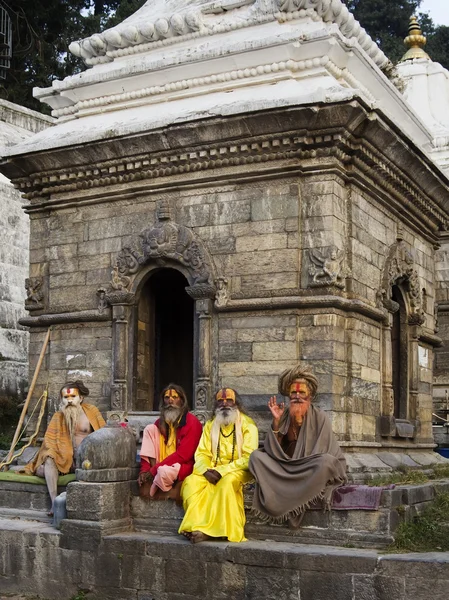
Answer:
[51,56,336,119]
[418,329,442,347]
[216,294,387,322]
[15,117,448,234]
[19,308,111,327]
[68,1,388,70]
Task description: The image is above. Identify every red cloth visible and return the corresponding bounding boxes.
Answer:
[140,412,202,482]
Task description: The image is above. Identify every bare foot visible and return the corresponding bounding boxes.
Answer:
[181,531,192,540]
[190,531,211,544]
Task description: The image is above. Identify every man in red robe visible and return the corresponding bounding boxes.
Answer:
[138,383,202,500]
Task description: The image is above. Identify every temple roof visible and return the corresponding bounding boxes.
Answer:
[1,1,440,164]
[69,0,389,68]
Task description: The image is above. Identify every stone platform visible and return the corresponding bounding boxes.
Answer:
[131,479,449,549]
[1,476,449,550]
[0,517,448,600]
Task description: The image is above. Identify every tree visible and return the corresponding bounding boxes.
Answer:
[0,0,145,113]
[343,0,449,69]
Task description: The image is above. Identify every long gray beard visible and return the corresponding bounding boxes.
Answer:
[61,404,83,441]
[214,406,238,427]
[162,405,183,424]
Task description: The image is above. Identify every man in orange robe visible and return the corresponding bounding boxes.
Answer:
[25,381,105,514]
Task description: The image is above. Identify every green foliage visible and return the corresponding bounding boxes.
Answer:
[367,464,449,487]
[390,492,449,552]
[0,0,146,112]
[342,0,449,68]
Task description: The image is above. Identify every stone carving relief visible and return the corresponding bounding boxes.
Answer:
[308,246,345,289]
[214,277,229,308]
[378,238,424,324]
[106,199,216,305]
[96,288,109,314]
[24,277,45,311]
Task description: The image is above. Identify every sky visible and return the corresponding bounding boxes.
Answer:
[419,0,449,26]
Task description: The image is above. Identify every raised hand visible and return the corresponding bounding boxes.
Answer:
[268,395,285,423]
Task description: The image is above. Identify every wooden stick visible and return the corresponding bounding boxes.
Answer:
[5,327,51,465]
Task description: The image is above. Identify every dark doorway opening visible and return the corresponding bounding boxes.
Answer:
[391,285,408,420]
[135,269,194,411]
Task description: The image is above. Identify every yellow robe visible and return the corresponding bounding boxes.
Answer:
[179,412,258,543]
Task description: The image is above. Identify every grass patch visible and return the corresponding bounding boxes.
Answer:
[389,492,449,553]
[367,464,449,487]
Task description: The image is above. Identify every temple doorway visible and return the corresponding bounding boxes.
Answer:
[391,284,408,420]
[135,269,194,411]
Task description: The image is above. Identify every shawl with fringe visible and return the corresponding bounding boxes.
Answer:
[249,405,347,523]
[24,403,105,475]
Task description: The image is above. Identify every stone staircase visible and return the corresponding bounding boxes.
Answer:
[130,479,449,549]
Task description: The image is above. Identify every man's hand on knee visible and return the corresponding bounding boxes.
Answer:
[204,469,222,485]
[138,471,153,486]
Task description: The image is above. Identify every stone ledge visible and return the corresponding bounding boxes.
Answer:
[1,521,448,600]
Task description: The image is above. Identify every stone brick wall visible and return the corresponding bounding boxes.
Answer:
[26,173,438,447]
[0,522,448,600]
[0,101,53,405]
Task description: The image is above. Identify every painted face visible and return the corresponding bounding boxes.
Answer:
[163,389,182,407]
[289,380,311,423]
[215,388,236,405]
[60,387,83,409]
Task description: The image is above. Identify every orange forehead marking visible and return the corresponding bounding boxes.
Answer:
[65,388,77,395]
[290,382,308,394]
[165,389,180,399]
[216,388,236,401]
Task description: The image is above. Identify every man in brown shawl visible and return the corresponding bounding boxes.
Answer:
[249,366,347,528]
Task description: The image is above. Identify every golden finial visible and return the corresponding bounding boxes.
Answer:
[400,16,430,62]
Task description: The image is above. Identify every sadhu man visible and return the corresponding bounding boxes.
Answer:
[138,384,202,500]
[179,387,258,543]
[25,381,105,515]
[249,366,347,528]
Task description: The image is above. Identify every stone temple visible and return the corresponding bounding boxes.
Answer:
[2,3,449,598]
[2,0,449,472]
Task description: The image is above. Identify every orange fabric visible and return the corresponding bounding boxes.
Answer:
[24,403,105,475]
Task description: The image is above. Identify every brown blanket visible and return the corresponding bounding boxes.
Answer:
[249,405,347,523]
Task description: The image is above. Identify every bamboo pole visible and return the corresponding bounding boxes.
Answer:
[4,327,51,465]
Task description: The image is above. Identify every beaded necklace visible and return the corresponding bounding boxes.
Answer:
[214,425,236,467]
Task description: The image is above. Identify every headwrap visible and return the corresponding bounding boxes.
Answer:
[278,366,318,399]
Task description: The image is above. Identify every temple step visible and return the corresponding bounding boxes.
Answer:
[0,506,52,524]
[131,480,449,549]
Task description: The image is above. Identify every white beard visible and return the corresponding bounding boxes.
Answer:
[214,406,238,427]
[61,404,83,441]
[162,405,182,424]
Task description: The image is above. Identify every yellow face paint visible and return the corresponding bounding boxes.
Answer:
[215,388,236,403]
[289,382,309,397]
[164,389,180,400]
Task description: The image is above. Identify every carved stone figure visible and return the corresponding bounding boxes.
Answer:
[214,277,229,308]
[25,277,44,310]
[379,239,424,324]
[110,199,215,292]
[308,247,345,288]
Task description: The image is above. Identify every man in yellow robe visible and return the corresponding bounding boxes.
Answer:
[25,381,105,514]
[179,388,258,543]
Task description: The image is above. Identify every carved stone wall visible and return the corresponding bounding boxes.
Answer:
[6,101,445,453]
